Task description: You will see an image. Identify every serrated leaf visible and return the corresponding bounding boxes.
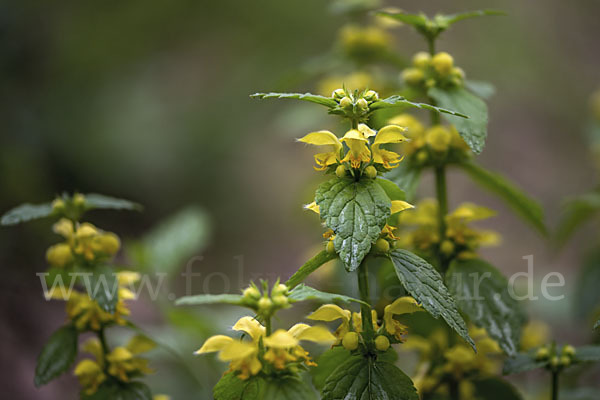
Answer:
[458,160,546,235]
[375,178,406,201]
[389,249,474,350]
[85,265,119,313]
[315,177,391,271]
[465,80,496,99]
[370,95,468,118]
[82,381,153,400]
[34,325,78,387]
[429,87,487,154]
[311,347,352,390]
[261,377,318,400]
[556,190,600,245]
[503,351,544,375]
[250,92,338,108]
[574,345,600,362]
[472,377,524,400]
[384,162,422,202]
[322,355,419,400]
[1,202,54,226]
[446,259,526,356]
[214,372,265,400]
[288,283,367,305]
[83,193,142,211]
[175,293,245,307]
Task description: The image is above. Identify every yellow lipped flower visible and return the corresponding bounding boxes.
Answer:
[46,243,74,268]
[51,218,121,262]
[391,200,414,215]
[341,129,371,168]
[298,130,343,170]
[74,359,106,395]
[383,296,424,340]
[372,125,408,168]
[307,304,352,344]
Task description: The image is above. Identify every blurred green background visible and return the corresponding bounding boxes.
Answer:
[1,0,600,398]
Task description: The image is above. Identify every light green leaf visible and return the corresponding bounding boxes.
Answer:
[1,202,54,226]
[446,259,526,356]
[376,178,406,201]
[315,177,391,271]
[175,294,245,307]
[458,160,546,235]
[503,351,544,375]
[322,355,419,400]
[311,347,352,390]
[574,345,600,362]
[214,373,265,400]
[465,80,496,99]
[250,92,338,108]
[83,193,142,211]
[288,284,367,305]
[556,190,600,245]
[389,249,474,349]
[370,95,468,118]
[384,162,422,202]
[34,325,78,387]
[261,377,318,400]
[285,250,337,289]
[429,87,488,154]
[472,378,524,400]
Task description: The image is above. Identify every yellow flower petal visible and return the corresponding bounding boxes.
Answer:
[386,296,423,315]
[106,347,133,363]
[293,325,336,344]
[219,341,257,361]
[391,200,414,215]
[74,359,102,377]
[117,271,140,286]
[304,201,320,214]
[307,304,350,323]
[287,323,312,338]
[53,218,74,238]
[358,123,376,138]
[232,316,265,341]
[373,125,408,145]
[194,335,234,355]
[341,129,371,168]
[298,130,343,170]
[263,330,298,348]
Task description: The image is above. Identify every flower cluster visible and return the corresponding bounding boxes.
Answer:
[402,51,465,90]
[240,280,291,317]
[339,25,392,64]
[396,199,500,260]
[196,316,335,380]
[535,344,577,370]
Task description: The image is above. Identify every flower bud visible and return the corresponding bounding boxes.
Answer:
[258,297,273,312]
[243,286,261,300]
[425,78,436,89]
[375,335,390,351]
[452,67,465,80]
[340,96,353,109]
[272,295,289,308]
[535,347,549,360]
[336,165,347,178]
[272,283,288,297]
[416,150,428,164]
[425,126,451,152]
[562,345,575,357]
[73,193,86,207]
[364,90,379,101]
[46,243,74,268]
[402,68,424,86]
[342,332,359,350]
[412,51,431,69]
[559,355,571,367]
[52,198,65,212]
[94,233,120,255]
[333,88,346,99]
[76,223,99,238]
[440,240,455,256]
[432,52,454,76]
[326,240,336,254]
[364,165,377,179]
[356,98,369,112]
[374,238,390,253]
[549,356,559,368]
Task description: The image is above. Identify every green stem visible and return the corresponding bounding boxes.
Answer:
[357,262,373,333]
[97,327,110,372]
[351,118,359,130]
[428,37,436,56]
[435,165,449,271]
[285,250,337,289]
[265,316,272,336]
[551,370,559,400]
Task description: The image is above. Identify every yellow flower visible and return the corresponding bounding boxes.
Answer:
[51,218,120,262]
[391,200,414,215]
[298,130,343,170]
[307,304,352,344]
[371,125,408,168]
[351,309,379,333]
[46,243,74,268]
[383,296,423,340]
[341,129,371,168]
[196,316,334,379]
[425,125,452,152]
[74,359,106,395]
[520,320,550,351]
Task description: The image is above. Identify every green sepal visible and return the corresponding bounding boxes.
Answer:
[34,325,79,387]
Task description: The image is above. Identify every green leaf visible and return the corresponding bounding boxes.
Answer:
[472,377,524,400]
[503,351,544,375]
[559,387,600,400]
[458,160,546,235]
[370,95,468,118]
[214,372,265,400]
[389,249,474,349]
[288,283,367,305]
[465,80,496,99]
[175,293,245,307]
[315,177,391,271]
[311,347,352,390]
[1,202,54,226]
[83,193,142,211]
[261,377,318,400]
[285,250,337,289]
[573,249,600,321]
[384,162,422,202]
[556,190,600,245]
[428,87,488,154]
[82,381,153,400]
[322,355,419,400]
[34,325,78,387]
[441,10,506,26]
[446,259,526,356]
[574,345,600,362]
[376,178,406,201]
[86,265,119,313]
[250,92,338,108]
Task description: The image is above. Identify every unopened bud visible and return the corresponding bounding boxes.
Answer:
[258,297,273,312]
[402,68,424,86]
[272,283,288,297]
[340,96,353,109]
[342,332,359,350]
[52,198,65,212]
[535,347,549,361]
[336,165,347,178]
[412,51,431,69]
[94,233,120,255]
[440,240,454,256]
[46,243,74,268]
[374,238,390,253]
[375,335,390,351]
[73,193,86,207]
[432,52,454,76]
[364,90,378,101]
[559,355,571,367]
[243,286,261,300]
[549,356,559,368]
[356,98,369,111]
[272,295,289,307]
[364,165,377,179]
[333,88,345,99]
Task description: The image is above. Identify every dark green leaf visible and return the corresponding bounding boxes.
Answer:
[322,355,419,400]
[384,162,422,202]
[261,377,317,400]
[86,265,119,313]
[573,249,600,321]
[465,80,496,99]
[559,387,600,400]
[376,178,406,201]
[175,293,245,307]
[446,259,526,356]
[429,87,488,154]
[503,352,544,375]
[83,193,142,211]
[288,284,367,305]
[214,373,265,400]
[389,249,474,349]
[370,95,468,118]
[315,177,391,271]
[82,381,153,400]
[1,202,54,226]
[285,250,337,289]
[34,325,78,387]
[311,347,352,390]
[556,191,600,245]
[574,345,600,362]
[472,377,524,400]
[250,92,338,108]
[458,160,546,235]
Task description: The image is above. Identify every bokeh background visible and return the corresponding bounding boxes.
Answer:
[1,0,600,398]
